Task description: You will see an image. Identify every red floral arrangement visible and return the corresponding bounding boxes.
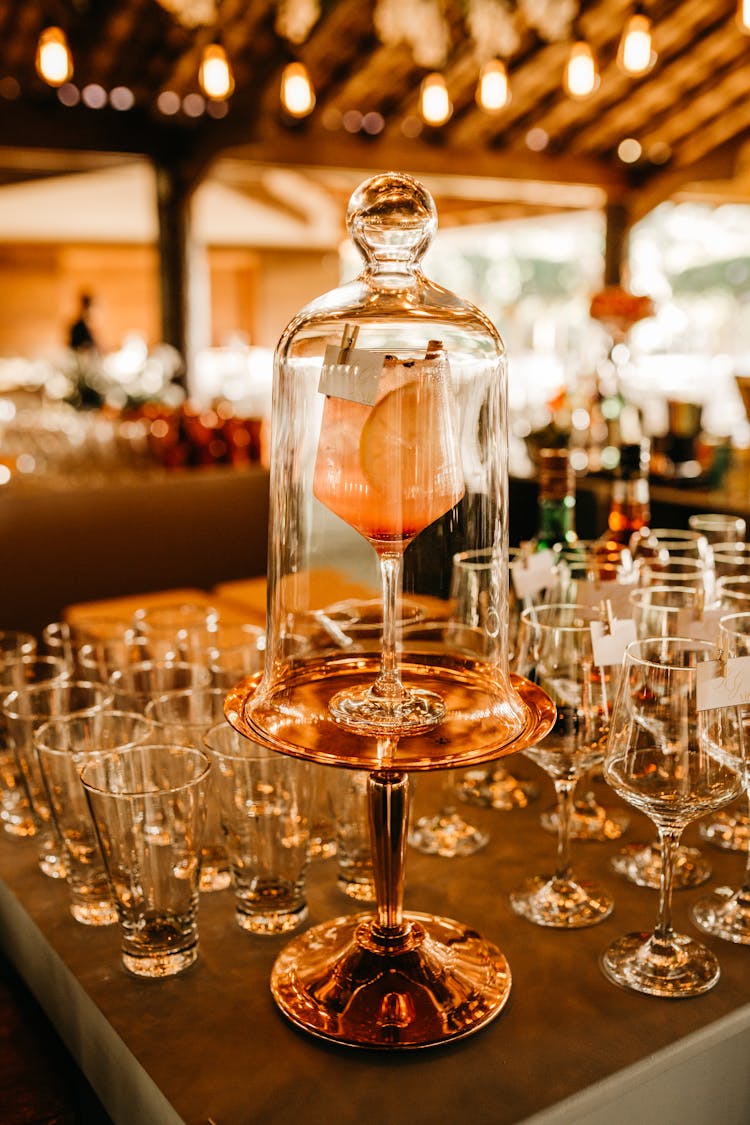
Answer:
[589,286,654,333]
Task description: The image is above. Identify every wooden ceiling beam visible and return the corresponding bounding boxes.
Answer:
[224,130,625,203]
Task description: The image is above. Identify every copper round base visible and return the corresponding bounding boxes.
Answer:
[270,911,511,1049]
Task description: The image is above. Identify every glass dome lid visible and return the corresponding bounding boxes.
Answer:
[226,171,553,771]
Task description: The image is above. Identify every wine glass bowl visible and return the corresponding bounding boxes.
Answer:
[600,637,745,997]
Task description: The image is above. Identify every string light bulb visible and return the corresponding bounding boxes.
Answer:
[35,26,73,87]
[199,44,234,100]
[738,0,750,33]
[476,59,509,113]
[564,40,598,99]
[617,11,655,76]
[280,61,315,117]
[420,73,452,126]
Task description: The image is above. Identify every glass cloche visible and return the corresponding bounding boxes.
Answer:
[226,172,553,1049]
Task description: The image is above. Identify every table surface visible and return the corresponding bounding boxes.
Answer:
[1,767,750,1125]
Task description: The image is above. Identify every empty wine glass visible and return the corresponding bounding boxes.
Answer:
[691,612,750,944]
[609,584,716,890]
[537,542,635,842]
[510,603,616,928]
[410,548,497,856]
[454,547,540,812]
[601,637,745,997]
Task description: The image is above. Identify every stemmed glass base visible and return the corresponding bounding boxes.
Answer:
[510,874,613,929]
[270,910,511,1049]
[329,684,446,737]
[457,765,539,811]
[540,799,629,842]
[600,931,720,997]
[691,886,750,945]
[698,809,749,853]
[610,842,711,889]
[409,809,489,857]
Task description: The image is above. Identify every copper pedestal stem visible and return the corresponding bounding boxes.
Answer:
[369,770,409,941]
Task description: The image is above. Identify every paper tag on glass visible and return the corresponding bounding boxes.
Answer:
[590,618,637,666]
[512,549,556,597]
[697,655,750,711]
[318,345,387,406]
[676,606,724,643]
[576,580,634,619]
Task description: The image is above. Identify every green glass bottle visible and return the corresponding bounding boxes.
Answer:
[533,448,578,551]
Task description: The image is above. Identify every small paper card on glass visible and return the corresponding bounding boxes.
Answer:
[675,606,723,643]
[512,549,556,598]
[590,618,637,666]
[575,580,633,619]
[318,345,387,406]
[696,655,750,711]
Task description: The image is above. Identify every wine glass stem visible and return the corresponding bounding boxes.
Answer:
[371,551,405,701]
[553,778,576,882]
[654,825,681,950]
[369,770,409,936]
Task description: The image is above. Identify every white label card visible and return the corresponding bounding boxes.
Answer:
[511,549,556,597]
[675,606,724,643]
[590,618,637,667]
[575,580,634,619]
[696,655,750,711]
[318,345,388,407]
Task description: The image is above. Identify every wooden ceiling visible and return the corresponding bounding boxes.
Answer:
[1,0,750,225]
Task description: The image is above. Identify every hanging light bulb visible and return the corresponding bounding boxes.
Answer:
[281,62,315,117]
[476,59,509,113]
[564,40,598,99]
[35,26,73,88]
[199,44,234,100]
[737,0,750,33]
[420,73,452,127]
[617,11,655,76]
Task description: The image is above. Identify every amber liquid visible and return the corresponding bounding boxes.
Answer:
[313,356,464,549]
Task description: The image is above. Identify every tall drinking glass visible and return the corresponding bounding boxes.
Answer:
[601,638,745,996]
[35,710,153,924]
[0,638,43,838]
[81,743,210,977]
[146,687,231,891]
[688,514,746,544]
[2,678,112,877]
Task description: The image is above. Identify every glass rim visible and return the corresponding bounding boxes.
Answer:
[629,584,699,604]
[623,636,715,670]
[718,611,750,636]
[203,720,280,761]
[79,742,211,798]
[1,681,112,720]
[33,710,154,755]
[518,602,602,631]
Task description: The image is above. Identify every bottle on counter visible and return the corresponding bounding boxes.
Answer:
[603,440,651,551]
[532,447,578,551]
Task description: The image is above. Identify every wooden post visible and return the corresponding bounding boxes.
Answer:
[154,158,194,390]
[604,201,629,287]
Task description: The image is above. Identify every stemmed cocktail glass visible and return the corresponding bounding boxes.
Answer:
[691,612,750,944]
[510,603,616,928]
[601,637,745,996]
